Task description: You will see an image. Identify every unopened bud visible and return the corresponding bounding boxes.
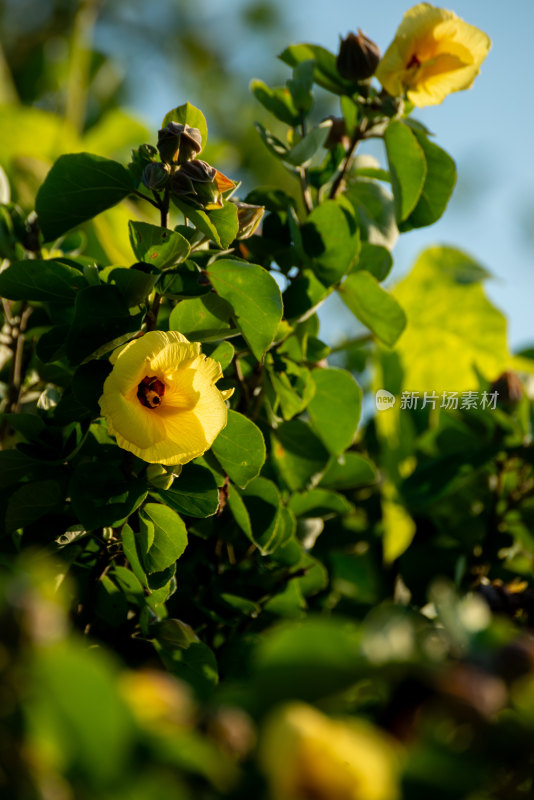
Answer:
[337,30,381,82]
[157,122,202,165]
[489,371,523,409]
[146,463,175,490]
[231,200,265,239]
[324,116,350,149]
[142,162,170,191]
[129,144,158,181]
[170,160,235,210]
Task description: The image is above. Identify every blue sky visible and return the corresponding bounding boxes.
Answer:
[119,0,534,351]
[283,0,534,351]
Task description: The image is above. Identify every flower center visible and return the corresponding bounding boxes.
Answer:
[137,375,165,409]
[406,53,421,69]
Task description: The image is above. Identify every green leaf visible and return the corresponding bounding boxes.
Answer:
[34,641,132,784]
[382,496,416,563]
[241,476,288,555]
[279,43,353,95]
[139,502,188,573]
[128,221,190,269]
[289,489,354,518]
[0,450,48,488]
[36,153,135,241]
[207,259,283,361]
[339,271,406,347]
[121,523,148,588]
[353,242,393,282]
[254,122,289,160]
[205,203,239,248]
[172,198,239,249]
[267,359,315,421]
[112,565,145,605]
[159,641,218,697]
[108,266,158,307]
[301,200,360,285]
[319,452,377,490]
[384,121,427,223]
[160,260,211,299]
[203,340,235,371]
[345,178,398,250]
[227,483,253,543]
[308,368,362,455]
[283,269,332,322]
[284,121,332,167]
[250,79,300,126]
[171,197,222,246]
[161,102,208,151]
[287,60,314,113]
[211,409,266,488]
[271,420,330,491]
[264,580,306,619]
[0,259,88,302]
[69,463,147,530]
[393,246,509,392]
[95,575,128,627]
[168,292,236,341]
[156,463,219,518]
[252,616,363,705]
[5,480,63,532]
[399,130,456,231]
[340,95,360,137]
[66,284,144,363]
[1,413,44,440]
[70,360,113,414]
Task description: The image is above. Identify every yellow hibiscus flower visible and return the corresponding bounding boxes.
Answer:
[99,330,231,465]
[260,703,399,800]
[376,3,491,107]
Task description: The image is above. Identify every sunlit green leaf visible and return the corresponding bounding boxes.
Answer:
[207,259,283,360]
[128,221,190,269]
[384,121,427,223]
[393,246,509,392]
[168,292,235,341]
[0,259,87,302]
[212,409,266,488]
[36,153,135,241]
[139,503,188,573]
[308,367,362,455]
[161,102,208,150]
[339,271,406,347]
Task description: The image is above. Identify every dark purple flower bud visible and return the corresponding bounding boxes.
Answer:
[142,162,170,191]
[157,122,203,164]
[170,160,235,209]
[337,30,381,82]
[489,371,523,409]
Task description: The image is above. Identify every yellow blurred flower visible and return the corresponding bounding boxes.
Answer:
[99,330,232,465]
[260,703,399,800]
[119,669,195,732]
[376,3,491,107]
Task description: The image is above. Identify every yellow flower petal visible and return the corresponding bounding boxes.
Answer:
[98,329,230,465]
[260,703,399,800]
[99,375,165,449]
[376,3,491,107]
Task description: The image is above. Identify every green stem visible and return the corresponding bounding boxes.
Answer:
[298,167,313,214]
[133,190,161,210]
[145,292,162,332]
[328,332,373,354]
[329,119,368,199]
[160,189,170,229]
